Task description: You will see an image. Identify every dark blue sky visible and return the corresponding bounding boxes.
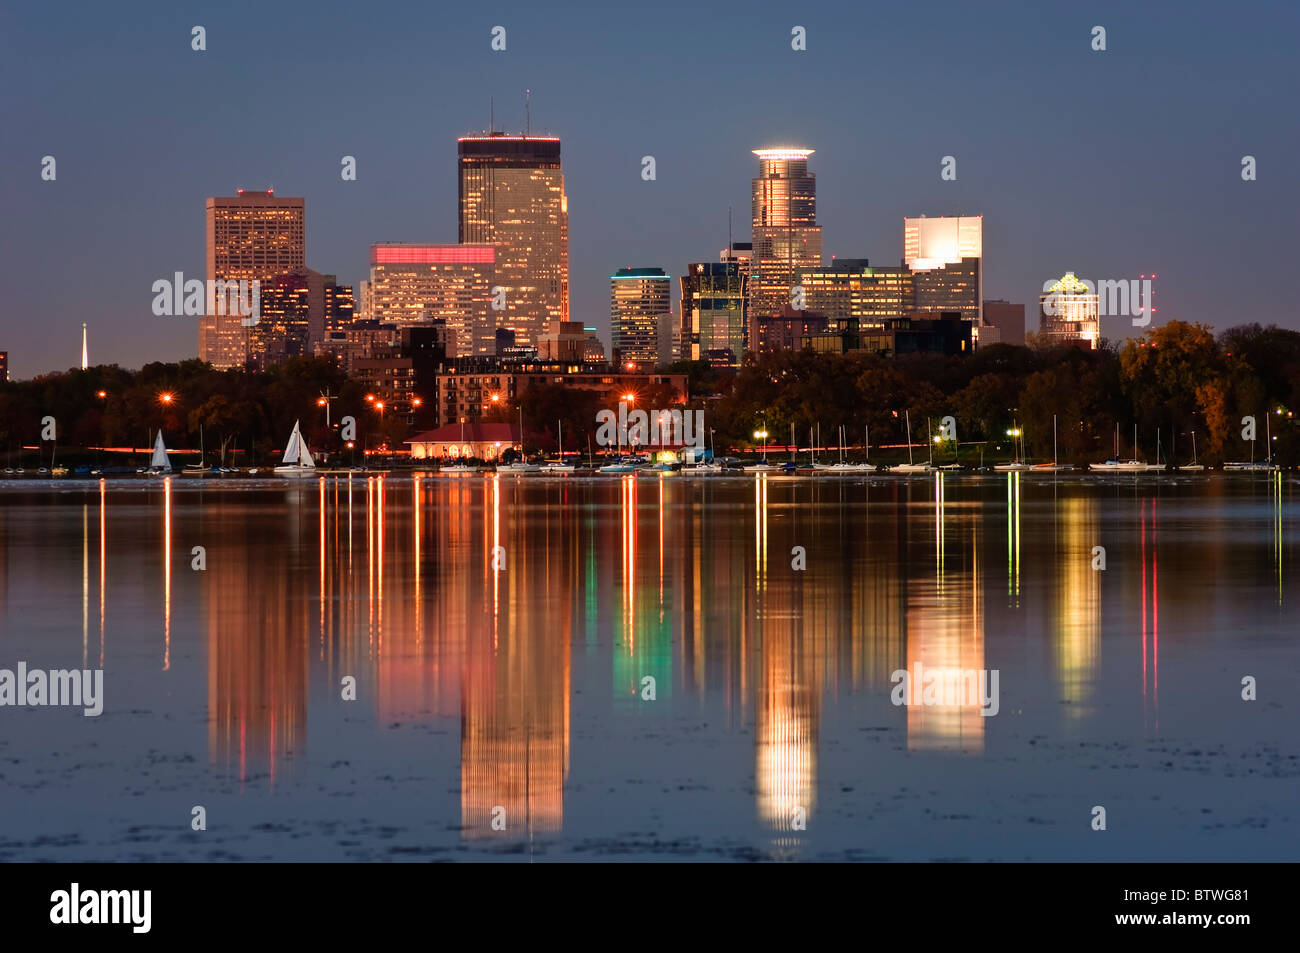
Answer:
[2,0,1295,377]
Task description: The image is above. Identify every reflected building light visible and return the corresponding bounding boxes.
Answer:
[1054,497,1100,720]
[906,525,985,752]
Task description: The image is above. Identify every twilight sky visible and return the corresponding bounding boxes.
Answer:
[1,0,1296,378]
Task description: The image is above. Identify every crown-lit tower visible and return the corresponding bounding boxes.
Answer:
[749,148,822,320]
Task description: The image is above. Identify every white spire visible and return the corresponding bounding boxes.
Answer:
[81,323,88,370]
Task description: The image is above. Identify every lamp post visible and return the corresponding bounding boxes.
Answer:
[318,389,338,427]
[753,427,769,464]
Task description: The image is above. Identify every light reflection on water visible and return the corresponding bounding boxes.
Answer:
[0,473,1294,860]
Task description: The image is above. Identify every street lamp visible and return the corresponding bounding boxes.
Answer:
[318,389,338,427]
[753,427,769,463]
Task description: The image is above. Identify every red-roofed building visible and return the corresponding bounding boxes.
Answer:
[405,422,520,461]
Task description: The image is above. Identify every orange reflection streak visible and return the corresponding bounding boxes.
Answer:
[460,477,572,843]
[319,478,326,661]
[905,516,985,752]
[367,477,375,656]
[163,476,171,671]
[492,474,501,646]
[1054,497,1100,719]
[414,477,421,649]
[377,476,385,656]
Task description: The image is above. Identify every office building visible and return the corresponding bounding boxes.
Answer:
[201,189,305,369]
[904,215,983,324]
[367,243,495,357]
[982,300,1025,346]
[750,149,822,320]
[1038,272,1099,349]
[680,261,747,367]
[583,328,606,364]
[536,320,590,363]
[610,267,671,367]
[799,259,915,327]
[458,134,568,348]
[751,306,828,354]
[248,267,353,370]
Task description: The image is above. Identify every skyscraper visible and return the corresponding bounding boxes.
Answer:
[458,135,568,348]
[750,148,822,320]
[1038,272,1099,349]
[798,259,915,327]
[249,268,353,370]
[201,189,305,368]
[903,215,983,324]
[610,267,670,367]
[367,243,495,357]
[680,261,747,367]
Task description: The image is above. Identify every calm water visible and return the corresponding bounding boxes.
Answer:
[0,472,1295,861]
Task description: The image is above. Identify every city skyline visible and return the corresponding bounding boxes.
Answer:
[3,0,1296,377]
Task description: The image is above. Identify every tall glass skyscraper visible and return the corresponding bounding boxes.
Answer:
[201,189,305,369]
[750,148,822,320]
[903,215,983,324]
[458,135,568,349]
[610,267,671,367]
[680,261,747,367]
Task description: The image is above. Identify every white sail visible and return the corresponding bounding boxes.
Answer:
[281,420,315,469]
[151,431,172,471]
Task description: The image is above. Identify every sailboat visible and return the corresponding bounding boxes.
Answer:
[541,419,576,473]
[1031,415,1074,472]
[1181,431,1205,471]
[147,431,173,475]
[1224,413,1279,471]
[994,420,1032,471]
[892,410,933,473]
[1090,423,1161,471]
[857,424,878,471]
[811,422,834,471]
[49,432,68,477]
[500,408,541,472]
[186,425,207,473]
[273,420,316,478]
[827,425,859,472]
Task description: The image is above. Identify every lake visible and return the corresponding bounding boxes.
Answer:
[0,471,1295,861]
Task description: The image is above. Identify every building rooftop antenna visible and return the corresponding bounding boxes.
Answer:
[490,96,494,134]
[525,89,531,136]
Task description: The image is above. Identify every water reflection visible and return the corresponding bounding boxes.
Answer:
[7,473,1289,852]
